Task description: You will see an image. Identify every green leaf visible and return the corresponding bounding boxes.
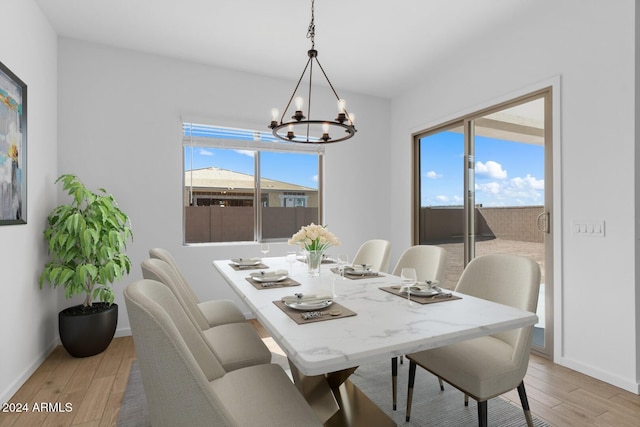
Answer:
[40,174,133,302]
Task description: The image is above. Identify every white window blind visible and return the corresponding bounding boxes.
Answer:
[182,122,325,154]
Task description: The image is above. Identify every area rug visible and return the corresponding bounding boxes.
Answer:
[118,350,549,426]
[349,361,549,427]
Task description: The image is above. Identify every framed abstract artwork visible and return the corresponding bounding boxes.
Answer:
[0,61,27,225]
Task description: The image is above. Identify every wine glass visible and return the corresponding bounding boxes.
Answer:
[337,254,349,278]
[260,243,270,258]
[285,252,297,276]
[401,267,417,304]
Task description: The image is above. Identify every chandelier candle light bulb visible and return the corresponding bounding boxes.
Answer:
[270,108,279,128]
[336,99,347,123]
[321,123,330,142]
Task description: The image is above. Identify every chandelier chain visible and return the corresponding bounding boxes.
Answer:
[306,0,315,49]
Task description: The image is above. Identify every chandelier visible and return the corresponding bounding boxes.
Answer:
[268,0,356,144]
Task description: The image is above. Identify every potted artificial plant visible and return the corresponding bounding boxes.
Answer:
[39,174,133,357]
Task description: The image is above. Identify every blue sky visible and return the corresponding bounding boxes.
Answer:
[420,131,544,207]
[184,147,319,189]
[185,131,544,206]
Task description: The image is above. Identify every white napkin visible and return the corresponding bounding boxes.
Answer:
[250,269,288,279]
[281,293,333,304]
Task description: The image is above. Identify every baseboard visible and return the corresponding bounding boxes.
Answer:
[115,327,132,338]
[559,356,640,394]
[1,341,58,404]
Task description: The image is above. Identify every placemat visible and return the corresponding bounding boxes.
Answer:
[379,286,462,305]
[330,267,383,280]
[273,300,357,324]
[245,277,301,289]
[229,262,269,271]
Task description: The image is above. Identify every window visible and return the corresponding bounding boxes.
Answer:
[183,123,323,244]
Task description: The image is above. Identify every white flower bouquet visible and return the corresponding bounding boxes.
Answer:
[288,223,340,252]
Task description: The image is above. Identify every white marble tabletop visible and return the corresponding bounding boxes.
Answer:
[213,257,538,376]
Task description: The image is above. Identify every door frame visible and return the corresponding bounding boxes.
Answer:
[411,77,562,360]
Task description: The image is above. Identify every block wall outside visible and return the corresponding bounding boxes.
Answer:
[187,205,543,244]
[184,206,318,243]
[477,206,545,243]
[420,206,545,243]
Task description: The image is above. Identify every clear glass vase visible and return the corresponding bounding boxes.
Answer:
[306,250,324,277]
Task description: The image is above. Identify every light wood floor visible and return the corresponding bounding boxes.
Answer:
[2,325,639,426]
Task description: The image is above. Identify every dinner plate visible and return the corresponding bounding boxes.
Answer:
[345,268,377,276]
[251,274,288,283]
[285,300,333,311]
[400,286,439,297]
[231,258,261,266]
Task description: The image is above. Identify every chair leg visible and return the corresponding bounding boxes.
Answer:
[391,357,398,410]
[405,361,417,422]
[517,381,534,427]
[400,354,404,364]
[477,400,488,427]
[436,377,469,407]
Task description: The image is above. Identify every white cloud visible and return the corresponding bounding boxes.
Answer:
[511,174,544,190]
[234,149,255,158]
[422,193,463,206]
[476,160,507,179]
[425,170,442,179]
[476,182,501,194]
[476,174,544,206]
[198,148,214,156]
[311,174,318,182]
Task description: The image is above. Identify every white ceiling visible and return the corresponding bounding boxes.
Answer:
[35,0,534,99]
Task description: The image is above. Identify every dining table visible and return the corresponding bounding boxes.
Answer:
[212,256,538,427]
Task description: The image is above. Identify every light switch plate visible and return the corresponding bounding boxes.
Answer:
[572,220,605,237]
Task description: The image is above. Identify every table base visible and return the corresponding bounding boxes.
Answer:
[325,380,396,427]
[289,361,396,427]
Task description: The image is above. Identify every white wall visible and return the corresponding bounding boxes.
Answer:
[0,0,59,402]
[390,1,639,392]
[57,38,391,336]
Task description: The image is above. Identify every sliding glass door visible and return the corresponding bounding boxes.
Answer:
[414,90,552,357]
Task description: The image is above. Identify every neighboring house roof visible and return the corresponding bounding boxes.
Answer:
[184,167,316,192]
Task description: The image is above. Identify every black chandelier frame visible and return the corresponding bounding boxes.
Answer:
[268,0,356,144]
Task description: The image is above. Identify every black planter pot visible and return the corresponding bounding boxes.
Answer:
[58,303,118,358]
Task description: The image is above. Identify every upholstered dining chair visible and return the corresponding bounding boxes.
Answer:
[389,245,447,409]
[149,247,246,327]
[141,258,272,372]
[391,245,447,283]
[351,239,391,273]
[404,254,541,427]
[125,279,321,427]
